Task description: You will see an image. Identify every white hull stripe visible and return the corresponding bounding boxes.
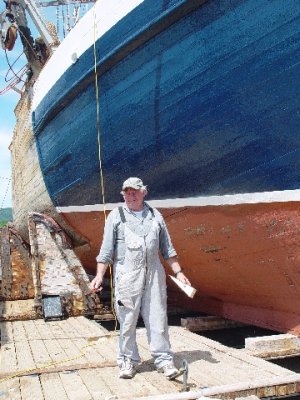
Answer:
[56,189,300,213]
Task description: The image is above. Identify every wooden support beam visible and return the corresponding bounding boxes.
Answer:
[28,213,103,318]
[0,300,37,321]
[93,313,116,321]
[181,316,246,332]
[245,333,300,359]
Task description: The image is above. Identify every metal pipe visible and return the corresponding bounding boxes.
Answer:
[129,373,300,400]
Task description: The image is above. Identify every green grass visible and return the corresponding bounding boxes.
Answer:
[0,207,12,226]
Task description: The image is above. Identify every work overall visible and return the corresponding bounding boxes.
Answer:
[114,209,173,368]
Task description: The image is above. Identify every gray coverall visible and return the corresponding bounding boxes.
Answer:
[96,203,177,368]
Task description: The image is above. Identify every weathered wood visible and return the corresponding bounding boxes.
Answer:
[93,313,116,321]
[0,227,12,300]
[236,396,261,400]
[0,361,117,379]
[1,319,299,399]
[245,333,300,359]
[0,299,37,321]
[59,370,91,400]
[40,372,69,400]
[0,227,34,301]
[28,213,103,319]
[167,327,289,385]
[0,377,22,400]
[181,316,246,332]
[19,375,44,400]
[78,369,115,399]
[116,374,300,399]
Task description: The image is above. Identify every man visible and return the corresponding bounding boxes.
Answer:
[90,177,191,379]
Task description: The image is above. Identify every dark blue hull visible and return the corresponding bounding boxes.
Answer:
[33,0,300,208]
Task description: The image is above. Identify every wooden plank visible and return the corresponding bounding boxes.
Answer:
[100,366,143,397]
[171,327,291,376]
[19,375,44,400]
[29,338,54,367]
[181,316,246,332]
[14,338,36,372]
[245,333,300,359]
[0,300,36,321]
[59,371,91,400]
[22,319,42,340]
[11,321,28,341]
[73,316,109,336]
[34,318,56,340]
[56,338,90,364]
[2,317,299,400]
[43,337,69,367]
[65,317,104,338]
[115,373,300,400]
[65,337,107,364]
[47,320,69,339]
[0,321,13,343]
[79,369,114,399]
[0,338,18,375]
[0,361,116,379]
[0,377,21,400]
[92,335,119,362]
[165,327,288,388]
[40,373,69,400]
[130,371,162,397]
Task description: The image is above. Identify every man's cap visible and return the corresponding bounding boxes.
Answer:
[122,177,146,191]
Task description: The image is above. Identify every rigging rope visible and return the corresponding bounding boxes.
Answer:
[0,178,11,212]
[0,49,28,95]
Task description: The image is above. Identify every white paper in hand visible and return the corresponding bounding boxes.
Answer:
[169,275,197,298]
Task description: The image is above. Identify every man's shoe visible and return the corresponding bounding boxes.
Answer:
[119,358,136,379]
[157,363,181,380]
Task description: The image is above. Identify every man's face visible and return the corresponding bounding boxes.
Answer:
[122,188,145,211]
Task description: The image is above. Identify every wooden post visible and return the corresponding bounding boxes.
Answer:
[245,333,300,359]
[181,316,246,332]
[27,212,103,318]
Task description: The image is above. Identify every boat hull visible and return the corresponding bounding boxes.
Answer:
[60,199,300,335]
[10,0,300,335]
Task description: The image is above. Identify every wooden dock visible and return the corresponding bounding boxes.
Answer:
[0,316,299,400]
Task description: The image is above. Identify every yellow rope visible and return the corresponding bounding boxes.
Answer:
[92,1,117,331]
[0,342,95,384]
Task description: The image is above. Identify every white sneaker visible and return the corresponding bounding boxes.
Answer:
[157,363,181,380]
[119,358,136,379]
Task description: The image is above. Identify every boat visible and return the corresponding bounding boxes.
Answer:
[2,0,300,335]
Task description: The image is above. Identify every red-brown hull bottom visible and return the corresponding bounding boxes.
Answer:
[61,201,300,336]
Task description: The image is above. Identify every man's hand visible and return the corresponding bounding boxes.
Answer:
[90,275,104,292]
[90,262,108,292]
